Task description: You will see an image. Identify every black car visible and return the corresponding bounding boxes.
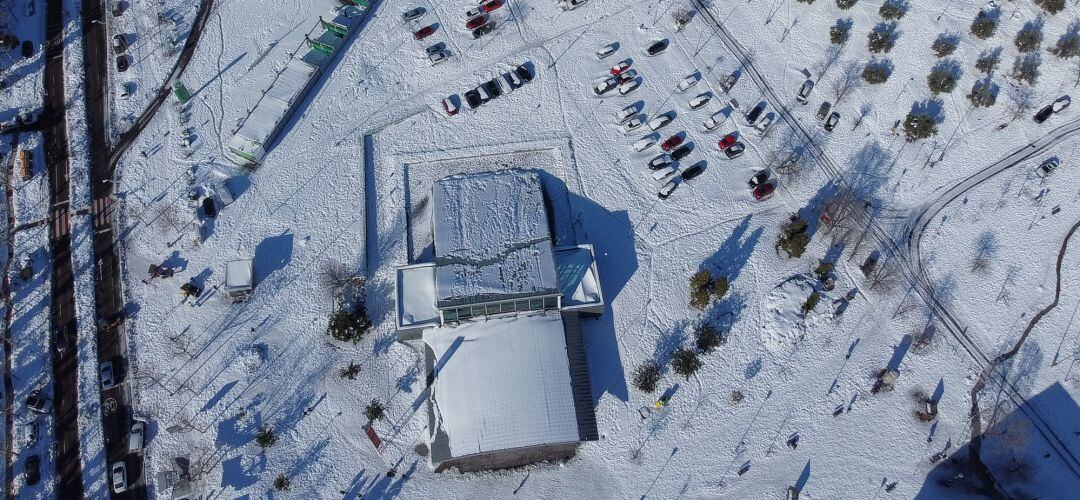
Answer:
[515,64,533,82]
[25,456,41,486]
[816,101,832,120]
[1033,105,1054,123]
[116,55,129,72]
[26,391,47,414]
[472,21,495,39]
[201,196,217,218]
[746,102,765,123]
[484,79,502,98]
[670,144,692,161]
[681,161,705,181]
[824,111,840,132]
[22,40,33,59]
[724,142,745,159]
[54,327,70,356]
[646,39,668,56]
[748,169,770,188]
[464,89,483,109]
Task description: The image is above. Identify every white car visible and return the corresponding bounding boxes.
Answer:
[648,113,672,131]
[652,165,678,182]
[1036,157,1060,178]
[111,461,128,493]
[129,420,146,453]
[623,115,645,133]
[755,112,775,135]
[658,179,677,199]
[465,7,484,20]
[688,92,711,109]
[560,0,588,11]
[703,107,730,130]
[428,50,449,65]
[618,78,640,95]
[100,361,116,390]
[634,134,659,152]
[596,42,617,59]
[677,73,700,92]
[615,104,638,123]
[119,82,134,100]
[23,420,38,447]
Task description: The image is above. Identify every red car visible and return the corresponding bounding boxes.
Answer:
[467,14,489,30]
[414,25,436,40]
[481,0,503,12]
[718,133,737,150]
[610,60,631,75]
[660,134,683,151]
[753,181,776,200]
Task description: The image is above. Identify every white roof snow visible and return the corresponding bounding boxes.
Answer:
[554,245,603,308]
[423,314,580,458]
[431,170,558,306]
[396,263,440,329]
[224,259,253,291]
[230,57,318,155]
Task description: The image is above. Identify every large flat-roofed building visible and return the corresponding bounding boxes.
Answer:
[394,169,603,472]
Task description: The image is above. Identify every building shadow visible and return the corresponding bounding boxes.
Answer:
[254,231,295,284]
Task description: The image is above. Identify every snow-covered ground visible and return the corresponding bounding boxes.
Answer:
[103,0,1080,497]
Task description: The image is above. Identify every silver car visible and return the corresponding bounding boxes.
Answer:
[111,461,128,493]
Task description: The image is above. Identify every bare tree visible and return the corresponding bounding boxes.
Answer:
[168,332,196,360]
[820,187,870,245]
[970,230,999,273]
[815,45,843,78]
[672,4,693,31]
[1005,84,1035,123]
[869,256,903,293]
[832,61,863,103]
[995,264,1019,304]
[852,102,874,129]
[319,259,352,298]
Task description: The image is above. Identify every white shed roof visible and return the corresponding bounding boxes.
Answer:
[225,259,253,290]
[431,170,558,307]
[232,57,318,150]
[424,314,580,458]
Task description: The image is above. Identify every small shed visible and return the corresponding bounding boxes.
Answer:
[225,259,254,302]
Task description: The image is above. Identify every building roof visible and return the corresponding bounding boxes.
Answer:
[431,170,558,307]
[396,263,440,329]
[423,314,580,459]
[224,259,253,290]
[554,244,604,310]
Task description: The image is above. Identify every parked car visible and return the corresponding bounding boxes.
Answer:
[111,461,128,493]
[596,42,617,59]
[465,7,484,20]
[21,40,33,59]
[796,79,814,104]
[677,73,700,92]
[688,92,711,109]
[1052,95,1071,113]
[504,71,523,90]
[658,180,678,199]
[661,134,683,151]
[100,361,117,390]
[26,391,47,414]
[515,64,533,82]
[414,24,436,40]
[724,142,745,159]
[755,112,775,135]
[623,116,645,133]
[753,180,777,200]
[112,33,128,54]
[464,89,483,108]
[703,108,730,130]
[472,21,496,38]
[1033,105,1054,123]
[593,77,617,95]
[425,43,445,55]
[816,101,832,120]
[610,59,632,75]
[717,132,737,150]
[617,78,640,95]
[484,79,502,98]
[54,327,70,356]
[1036,157,1060,178]
[652,165,678,182]
[648,113,672,131]
[116,55,129,72]
[129,420,146,453]
[824,111,840,132]
[560,0,588,11]
[428,50,450,65]
[648,153,673,170]
[670,144,692,161]
[119,81,134,100]
[748,169,771,188]
[615,104,638,123]
[746,102,765,123]
[402,7,426,22]
[25,456,40,486]
[443,96,459,116]
[719,72,737,92]
[466,14,489,30]
[481,0,503,13]
[634,134,658,152]
[616,68,638,84]
[23,420,38,447]
[646,39,668,56]
[681,161,705,180]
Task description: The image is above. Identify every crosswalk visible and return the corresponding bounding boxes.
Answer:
[48,196,116,240]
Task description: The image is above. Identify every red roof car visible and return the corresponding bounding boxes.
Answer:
[481,0,503,12]
[610,59,631,75]
[718,133,737,150]
[443,97,459,116]
[753,181,776,200]
[660,134,684,151]
[467,14,489,29]
[414,25,436,40]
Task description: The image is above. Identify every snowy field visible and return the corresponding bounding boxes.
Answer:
[95,0,1080,498]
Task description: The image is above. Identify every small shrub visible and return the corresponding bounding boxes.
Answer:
[339,362,361,380]
[712,276,729,301]
[689,269,714,310]
[970,12,997,40]
[861,59,892,84]
[927,63,959,95]
[730,390,745,404]
[274,474,291,491]
[836,0,857,9]
[1011,53,1041,85]
[778,217,810,258]
[671,347,703,380]
[365,399,386,422]
[632,360,662,393]
[256,426,277,448]
[903,112,938,142]
[931,34,958,58]
[327,305,372,343]
[879,0,907,20]
[814,261,834,280]
[867,23,898,53]
[830,20,851,46]
[1014,22,1043,53]
[694,325,724,354]
[967,79,998,108]
[1034,0,1065,15]
[975,47,1002,74]
[801,291,821,315]
[1049,30,1080,59]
